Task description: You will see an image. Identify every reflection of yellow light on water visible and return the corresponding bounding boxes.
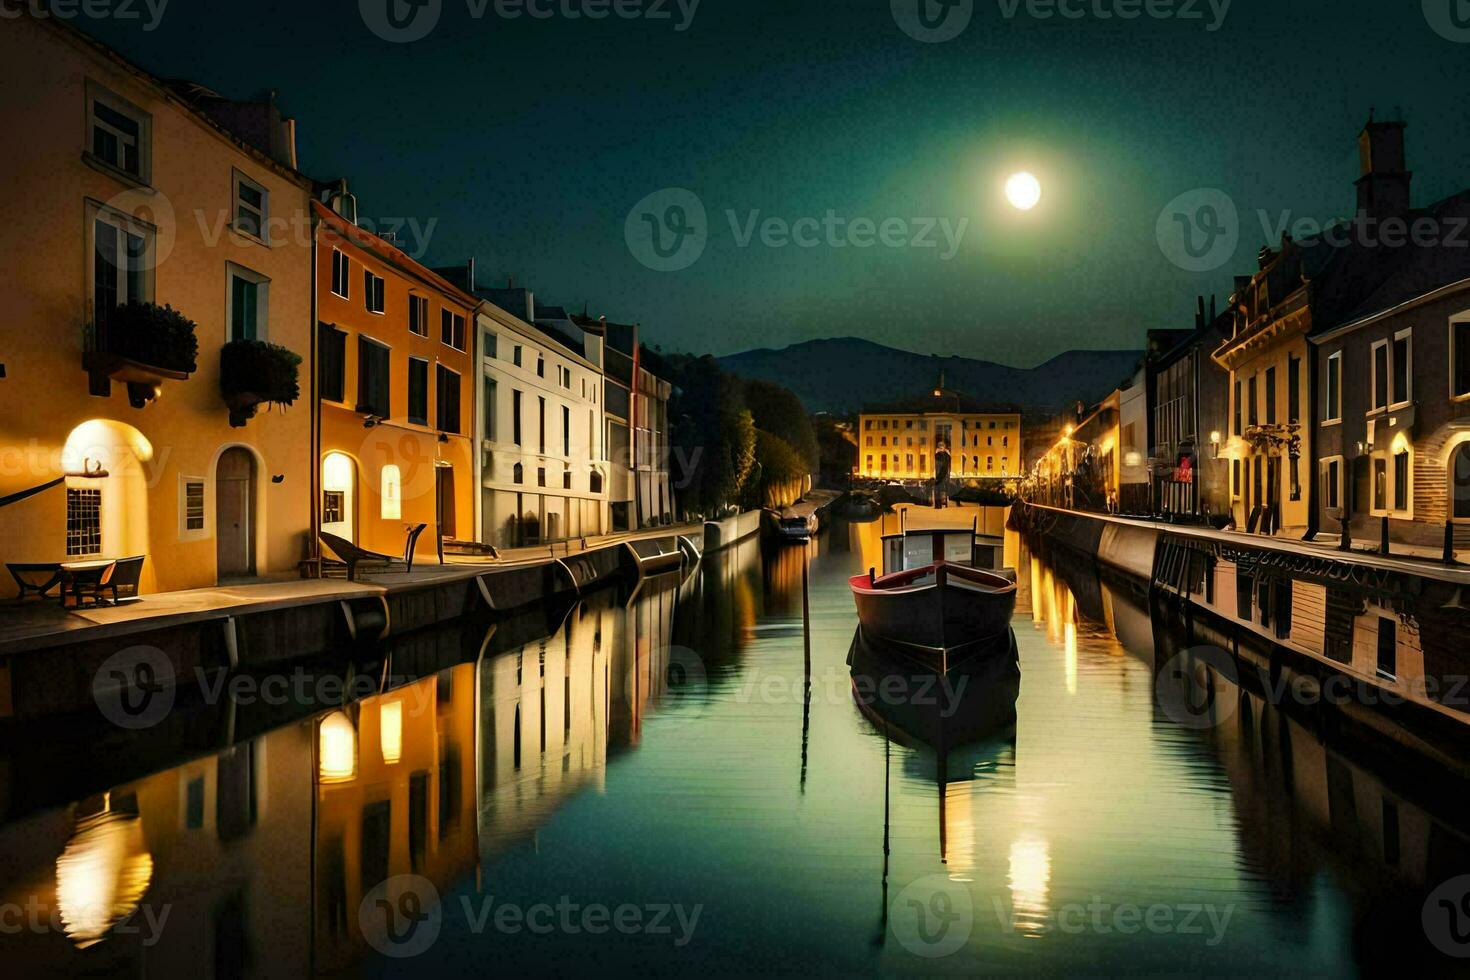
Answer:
[1064,591,1077,694]
[1008,835,1051,934]
[54,800,154,948]
[1029,559,1044,624]
[318,710,358,783]
[379,700,403,764]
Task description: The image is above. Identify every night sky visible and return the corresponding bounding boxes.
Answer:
[76,0,1470,365]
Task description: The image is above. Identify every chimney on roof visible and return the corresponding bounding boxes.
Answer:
[323,178,357,224]
[1356,114,1411,222]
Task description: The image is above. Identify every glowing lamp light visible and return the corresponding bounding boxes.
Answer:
[379,700,403,765]
[318,711,358,784]
[1124,451,1143,468]
[1005,172,1042,211]
[54,801,154,949]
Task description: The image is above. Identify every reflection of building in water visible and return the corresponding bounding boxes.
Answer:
[478,597,611,857]
[0,726,313,976]
[313,666,478,974]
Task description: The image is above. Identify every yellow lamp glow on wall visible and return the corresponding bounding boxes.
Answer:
[318,710,358,784]
[379,700,403,764]
[381,464,402,520]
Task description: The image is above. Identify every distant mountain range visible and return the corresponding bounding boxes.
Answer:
[717,338,1144,416]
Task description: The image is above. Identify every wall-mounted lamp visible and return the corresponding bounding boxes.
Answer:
[1209,431,1222,458]
[362,415,383,430]
[437,433,449,444]
[271,474,285,484]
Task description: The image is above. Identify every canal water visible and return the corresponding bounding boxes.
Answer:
[2,508,1467,976]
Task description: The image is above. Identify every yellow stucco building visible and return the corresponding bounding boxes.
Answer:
[857,408,1022,481]
[0,18,315,597]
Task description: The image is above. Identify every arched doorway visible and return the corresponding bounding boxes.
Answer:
[216,447,257,579]
[60,419,153,562]
[322,452,357,543]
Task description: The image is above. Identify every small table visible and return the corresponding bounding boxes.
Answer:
[58,559,116,608]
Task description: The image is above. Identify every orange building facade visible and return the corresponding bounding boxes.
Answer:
[314,200,477,560]
[0,17,316,596]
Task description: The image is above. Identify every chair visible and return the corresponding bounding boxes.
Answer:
[104,556,146,604]
[64,560,117,608]
[7,562,63,601]
[320,524,427,581]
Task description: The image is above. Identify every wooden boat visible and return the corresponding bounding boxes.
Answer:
[776,512,819,541]
[849,562,1016,669]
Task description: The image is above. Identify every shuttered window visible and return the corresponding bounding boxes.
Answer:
[357,337,391,417]
[436,365,461,433]
[319,324,347,403]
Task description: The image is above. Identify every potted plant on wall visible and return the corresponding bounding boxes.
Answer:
[85,301,200,407]
[219,339,302,427]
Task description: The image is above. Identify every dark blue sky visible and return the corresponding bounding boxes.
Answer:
[81,0,1470,365]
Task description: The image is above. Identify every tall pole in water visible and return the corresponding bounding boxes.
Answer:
[801,545,811,792]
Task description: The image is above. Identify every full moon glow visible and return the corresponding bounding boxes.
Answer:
[1005,172,1042,211]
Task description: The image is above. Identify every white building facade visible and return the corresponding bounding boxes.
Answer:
[475,302,608,548]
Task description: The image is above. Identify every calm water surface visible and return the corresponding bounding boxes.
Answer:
[2,508,1467,976]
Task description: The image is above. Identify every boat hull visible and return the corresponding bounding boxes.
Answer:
[849,562,1016,669]
[848,626,1020,746]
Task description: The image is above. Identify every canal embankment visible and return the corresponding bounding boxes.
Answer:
[1013,500,1470,774]
[0,516,761,722]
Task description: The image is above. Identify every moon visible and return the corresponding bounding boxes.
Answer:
[1005,172,1042,211]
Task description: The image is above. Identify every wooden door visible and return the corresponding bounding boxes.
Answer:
[216,447,256,579]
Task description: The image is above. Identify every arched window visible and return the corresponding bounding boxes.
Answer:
[589,470,603,494]
[1454,444,1470,519]
[513,462,524,484]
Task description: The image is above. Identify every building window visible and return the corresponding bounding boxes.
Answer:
[331,248,350,299]
[363,270,385,314]
[88,83,150,181]
[233,170,268,240]
[1372,340,1389,411]
[92,211,151,333]
[1233,380,1242,435]
[866,455,873,471]
[1322,458,1342,512]
[409,295,429,336]
[563,472,573,490]
[1232,459,1241,497]
[1248,374,1258,426]
[182,478,206,534]
[537,467,546,487]
[483,376,497,441]
[484,330,497,359]
[536,356,545,378]
[227,264,269,342]
[1394,448,1410,512]
[512,390,523,445]
[66,488,102,557]
[562,406,571,456]
[356,337,391,417]
[319,323,347,403]
[381,465,402,520]
[513,345,523,367]
[590,470,603,493]
[1454,444,1470,519]
[441,310,466,351]
[1288,355,1301,424]
[1373,456,1387,511]
[1264,368,1276,425]
[1325,351,1342,422]
[538,396,546,453]
[513,463,524,484]
[436,365,461,433]
[1392,330,1412,406]
[1454,320,1470,399]
[407,357,429,426]
[322,488,347,526]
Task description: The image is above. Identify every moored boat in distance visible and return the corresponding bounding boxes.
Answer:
[776,512,819,541]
